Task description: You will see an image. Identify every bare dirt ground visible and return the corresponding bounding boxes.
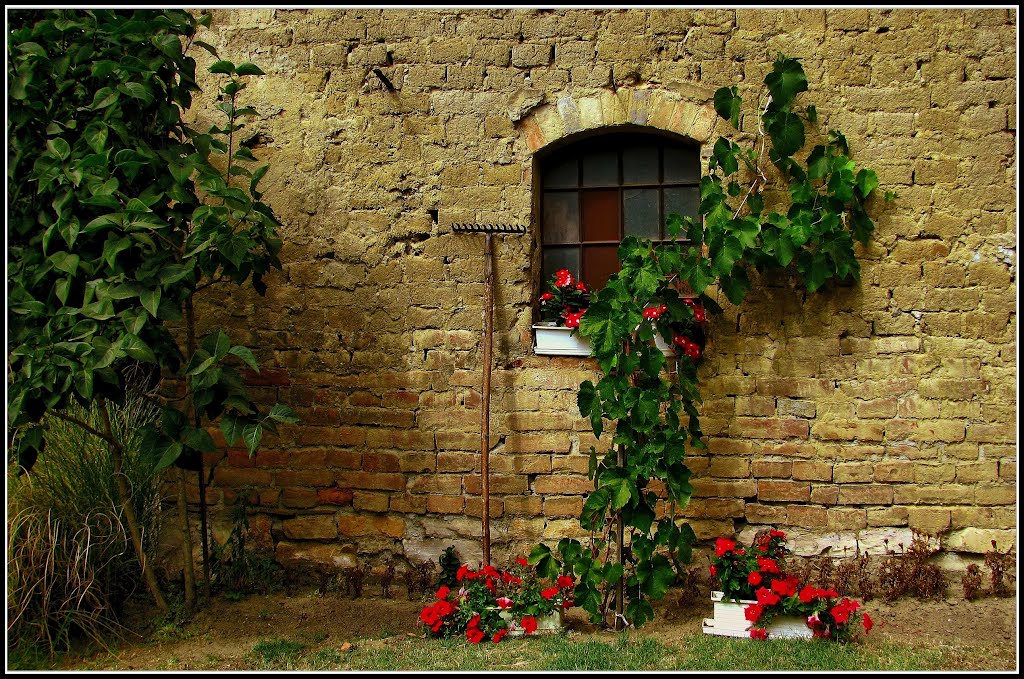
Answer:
[49,586,1018,672]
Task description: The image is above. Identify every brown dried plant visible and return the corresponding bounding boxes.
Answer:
[961,563,984,601]
[983,540,1015,598]
[381,563,396,599]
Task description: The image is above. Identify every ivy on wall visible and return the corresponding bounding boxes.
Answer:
[531,55,893,629]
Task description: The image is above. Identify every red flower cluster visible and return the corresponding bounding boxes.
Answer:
[711,529,875,643]
[770,575,800,597]
[672,334,701,360]
[419,592,459,634]
[538,269,590,328]
[421,557,576,645]
[642,304,668,321]
[830,598,861,624]
[682,297,706,322]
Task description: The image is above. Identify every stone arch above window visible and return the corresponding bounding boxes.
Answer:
[516,88,720,154]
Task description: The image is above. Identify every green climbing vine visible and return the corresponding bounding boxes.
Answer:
[530,54,893,629]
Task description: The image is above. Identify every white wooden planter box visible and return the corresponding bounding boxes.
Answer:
[499,609,564,637]
[533,324,591,356]
[533,324,674,357]
[702,591,813,639]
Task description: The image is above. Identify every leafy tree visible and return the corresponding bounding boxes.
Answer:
[531,55,892,629]
[8,9,296,612]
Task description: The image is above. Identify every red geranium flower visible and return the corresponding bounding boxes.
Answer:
[798,585,818,603]
[540,292,554,301]
[554,269,574,288]
[771,576,799,597]
[757,557,779,574]
[466,628,485,644]
[496,597,513,609]
[748,572,762,586]
[769,529,786,538]
[563,309,586,328]
[863,612,874,635]
[521,616,538,634]
[714,538,736,557]
[563,599,574,608]
[435,585,450,600]
[557,575,575,589]
[755,587,781,606]
[541,586,560,600]
[492,629,508,643]
[575,281,589,292]
[709,565,718,577]
[744,604,764,622]
[515,557,529,567]
[750,628,769,640]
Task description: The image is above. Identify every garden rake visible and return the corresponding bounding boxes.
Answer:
[451,222,528,566]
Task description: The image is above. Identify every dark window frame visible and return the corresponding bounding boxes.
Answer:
[538,131,701,292]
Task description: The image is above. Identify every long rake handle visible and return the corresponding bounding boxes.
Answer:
[480,232,493,566]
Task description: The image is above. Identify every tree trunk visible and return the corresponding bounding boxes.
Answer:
[185,295,211,598]
[100,400,169,612]
[176,467,195,610]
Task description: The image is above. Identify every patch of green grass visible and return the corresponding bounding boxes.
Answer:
[538,634,674,671]
[674,635,947,671]
[250,638,306,668]
[7,645,63,671]
[305,648,345,669]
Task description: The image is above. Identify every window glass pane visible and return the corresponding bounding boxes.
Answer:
[664,145,700,183]
[543,157,578,188]
[542,191,579,244]
[623,188,660,238]
[542,247,580,286]
[623,145,659,184]
[582,245,620,291]
[580,189,620,242]
[664,186,700,221]
[581,150,618,186]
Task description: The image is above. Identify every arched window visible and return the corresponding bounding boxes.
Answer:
[539,130,701,291]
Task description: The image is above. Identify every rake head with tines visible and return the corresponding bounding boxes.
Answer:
[452,223,528,234]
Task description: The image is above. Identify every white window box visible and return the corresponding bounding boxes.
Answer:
[532,323,675,357]
[532,324,591,356]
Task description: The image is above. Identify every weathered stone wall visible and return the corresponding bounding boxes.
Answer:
[178,8,1016,574]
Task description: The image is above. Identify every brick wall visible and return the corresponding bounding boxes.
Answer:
[177,8,1016,573]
